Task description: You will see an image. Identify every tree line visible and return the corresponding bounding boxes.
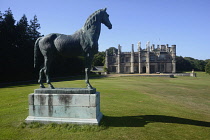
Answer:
[176,56,209,72]
[0,8,84,83]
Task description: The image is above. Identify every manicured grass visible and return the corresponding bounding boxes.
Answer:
[0,72,210,140]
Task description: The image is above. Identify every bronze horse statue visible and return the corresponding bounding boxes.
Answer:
[34,8,112,89]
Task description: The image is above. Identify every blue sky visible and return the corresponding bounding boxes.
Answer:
[1,0,210,60]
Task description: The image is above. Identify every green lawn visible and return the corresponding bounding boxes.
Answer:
[0,72,210,140]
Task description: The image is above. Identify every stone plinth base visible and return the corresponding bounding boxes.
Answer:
[25,88,102,125]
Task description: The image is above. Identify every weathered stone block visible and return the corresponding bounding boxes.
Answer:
[34,88,96,94]
[25,88,102,125]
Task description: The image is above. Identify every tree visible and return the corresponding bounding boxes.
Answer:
[0,11,4,47]
[16,14,30,48]
[92,47,118,67]
[184,57,207,71]
[106,47,118,55]
[0,9,43,82]
[0,8,17,63]
[93,51,105,66]
[29,15,41,42]
[205,61,210,75]
[194,60,206,71]
[1,8,16,48]
[176,56,207,72]
[16,14,34,76]
[176,56,192,72]
[0,11,3,25]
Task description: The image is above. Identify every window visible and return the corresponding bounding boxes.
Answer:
[159,54,166,61]
[158,64,165,72]
[126,57,130,62]
[126,66,130,72]
[112,57,116,63]
[134,57,138,62]
[112,66,116,72]
[121,57,124,63]
[150,55,155,61]
[134,66,138,73]
[142,56,146,62]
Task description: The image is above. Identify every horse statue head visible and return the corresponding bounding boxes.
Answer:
[83,8,112,30]
[101,8,112,29]
[81,8,112,54]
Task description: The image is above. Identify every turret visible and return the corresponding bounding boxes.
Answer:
[157,45,160,50]
[151,44,155,51]
[166,44,169,52]
[171,45,176,73]
[132,44,134,53]
[105,50,108,70]
[138,41,141,73]
[118,44,121,54]
[172,45,176,54]
[146,41,150,73]
[161,45,166,51]
[138,41,141,52]
[117,44,121,73]
[146,41,150,52]
[113,48,116,55]
[130,44,135,73]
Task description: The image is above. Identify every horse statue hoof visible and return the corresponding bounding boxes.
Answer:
[40,85,45,88]
[49,84,55,89]
[87,84,93,89]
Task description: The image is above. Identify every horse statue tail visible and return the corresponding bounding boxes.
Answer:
[34,37,42,68]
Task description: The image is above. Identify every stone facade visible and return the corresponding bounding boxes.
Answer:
[105,42,176,74]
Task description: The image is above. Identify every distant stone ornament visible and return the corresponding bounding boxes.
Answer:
[34,8,112,89]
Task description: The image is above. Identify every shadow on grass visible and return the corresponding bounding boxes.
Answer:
[101,115,210,128]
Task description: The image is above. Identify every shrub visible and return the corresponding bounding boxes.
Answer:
[205,61,210,74]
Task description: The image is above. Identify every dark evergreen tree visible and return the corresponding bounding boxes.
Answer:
[16,14,34,79]
[0,8,18,82]
[0,11,4,48]
[0,11,4,76]
[29,15,41,42]
[0,11,3,27]
[16,14,30,48]
[2,8,16,48]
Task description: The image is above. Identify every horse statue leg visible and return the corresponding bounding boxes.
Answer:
[85,53,93,89]
[38,67,45,88]
[85,68,93,89]
[43,56,54,89]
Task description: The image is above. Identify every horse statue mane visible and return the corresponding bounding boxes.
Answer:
[80,8,109,54]
[84,9,104,30]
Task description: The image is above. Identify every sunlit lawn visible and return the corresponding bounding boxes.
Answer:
[0,72,210,140]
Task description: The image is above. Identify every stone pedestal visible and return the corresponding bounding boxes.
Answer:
[25,88,102,125]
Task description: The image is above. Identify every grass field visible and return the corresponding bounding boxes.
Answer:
[0,72,210,140]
